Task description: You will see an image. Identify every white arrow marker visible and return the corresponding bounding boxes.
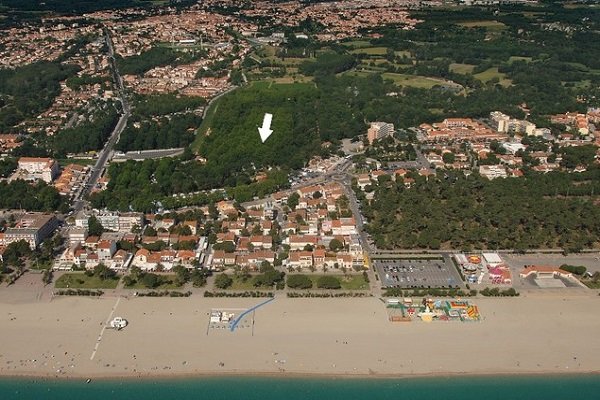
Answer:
[258,113,273,143]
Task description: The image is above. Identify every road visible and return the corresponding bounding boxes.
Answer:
[72,28,130,213]
[202,85,237,120]
[112,148,185,161]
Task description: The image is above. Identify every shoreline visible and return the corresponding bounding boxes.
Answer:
[2,369,600,382]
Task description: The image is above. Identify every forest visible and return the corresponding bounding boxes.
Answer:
[115,113,202,152]
[0,180,66,212]
[51,105,119,156]
[114,94,205,152]
[0,61,80,130]
[88,157,288,212]
[360,168,600,252]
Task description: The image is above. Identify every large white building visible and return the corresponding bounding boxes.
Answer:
[3,213,59,249]
[17,157,59,183]
[367,122,394,144]
[489,112,537,136]
[75,211,144,232]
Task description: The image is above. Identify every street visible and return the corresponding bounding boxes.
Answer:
[72,27,130,213]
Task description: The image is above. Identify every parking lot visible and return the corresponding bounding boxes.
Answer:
[374,256,464,289]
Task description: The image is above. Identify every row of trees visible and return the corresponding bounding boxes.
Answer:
[362,169,600,252]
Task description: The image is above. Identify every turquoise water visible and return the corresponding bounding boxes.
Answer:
[1,375,599,400]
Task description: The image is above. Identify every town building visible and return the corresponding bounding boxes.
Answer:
[367,122,394,144]
[16,157,59,183]
[4,213,59,249]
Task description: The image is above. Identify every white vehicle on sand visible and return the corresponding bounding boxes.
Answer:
[110,317,128,330]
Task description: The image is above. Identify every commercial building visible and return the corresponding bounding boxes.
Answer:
[75,211,144,232]
[4,213,59,249]
[367,122,394,144]
[17,157,59,183]
[490,112,537,136]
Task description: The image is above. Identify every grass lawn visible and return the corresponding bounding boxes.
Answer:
[125,274,182,290]
[394,50,412,58]
[58,158,95,166]
[222,275,274,291]
[192,96,223,150]
[341,40,372,49]
[55,273,120,289]
[267,76,313,84]
[265,56,312,66]
[508,56,533,64]
[474,67,512,86]
[582,280,600,289]
[458,20,507,30]
[305,274,370,290]
[449,63,475,74]
[339,274,370,290]
[350,46,388,55]
[381,72,463,90]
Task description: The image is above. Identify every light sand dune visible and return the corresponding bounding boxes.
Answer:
[1,293,600,378]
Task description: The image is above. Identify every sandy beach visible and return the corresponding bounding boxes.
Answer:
[1,292,600,379]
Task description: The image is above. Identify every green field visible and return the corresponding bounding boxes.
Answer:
[449,63,476,74]
[125,274,182,290]
[381,72,463,90]
[306,274,370,290]
[58,158,95,166]
[474,67,512,86]
[394,50,412,58]
[341,40,372,49]
[222,275,275,290]
[55,273,120,289]
[350,46,388,55]
[193,95,225,146]
[508,56,533,64]
[459,20,507,30]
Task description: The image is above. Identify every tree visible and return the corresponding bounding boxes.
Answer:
[2,240,31,271]
[191,269,207,287]
[313,191,322,199]
[122,275,135,287]
[253,267,285,287]
[442,152,455,164]
[287,192,300,211]
[215,273,233,289]
[316,275,341,289]
[287,274,313,289]
[42,269,53,285]
[129,266,143,281]
[94,263,116,280]
[329,239,343,252]
[87,216,104,236]
[212,241,235,253]
[143,225,157,237]
[173,265,191,285]
[141,273,160,288]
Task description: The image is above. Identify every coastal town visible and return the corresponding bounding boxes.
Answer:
[1,0,600,384]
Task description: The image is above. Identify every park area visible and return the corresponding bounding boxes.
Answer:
[54,272,120,289]
[287,274,369,290]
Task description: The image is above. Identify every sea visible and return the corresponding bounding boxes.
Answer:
[1,375,599,400]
